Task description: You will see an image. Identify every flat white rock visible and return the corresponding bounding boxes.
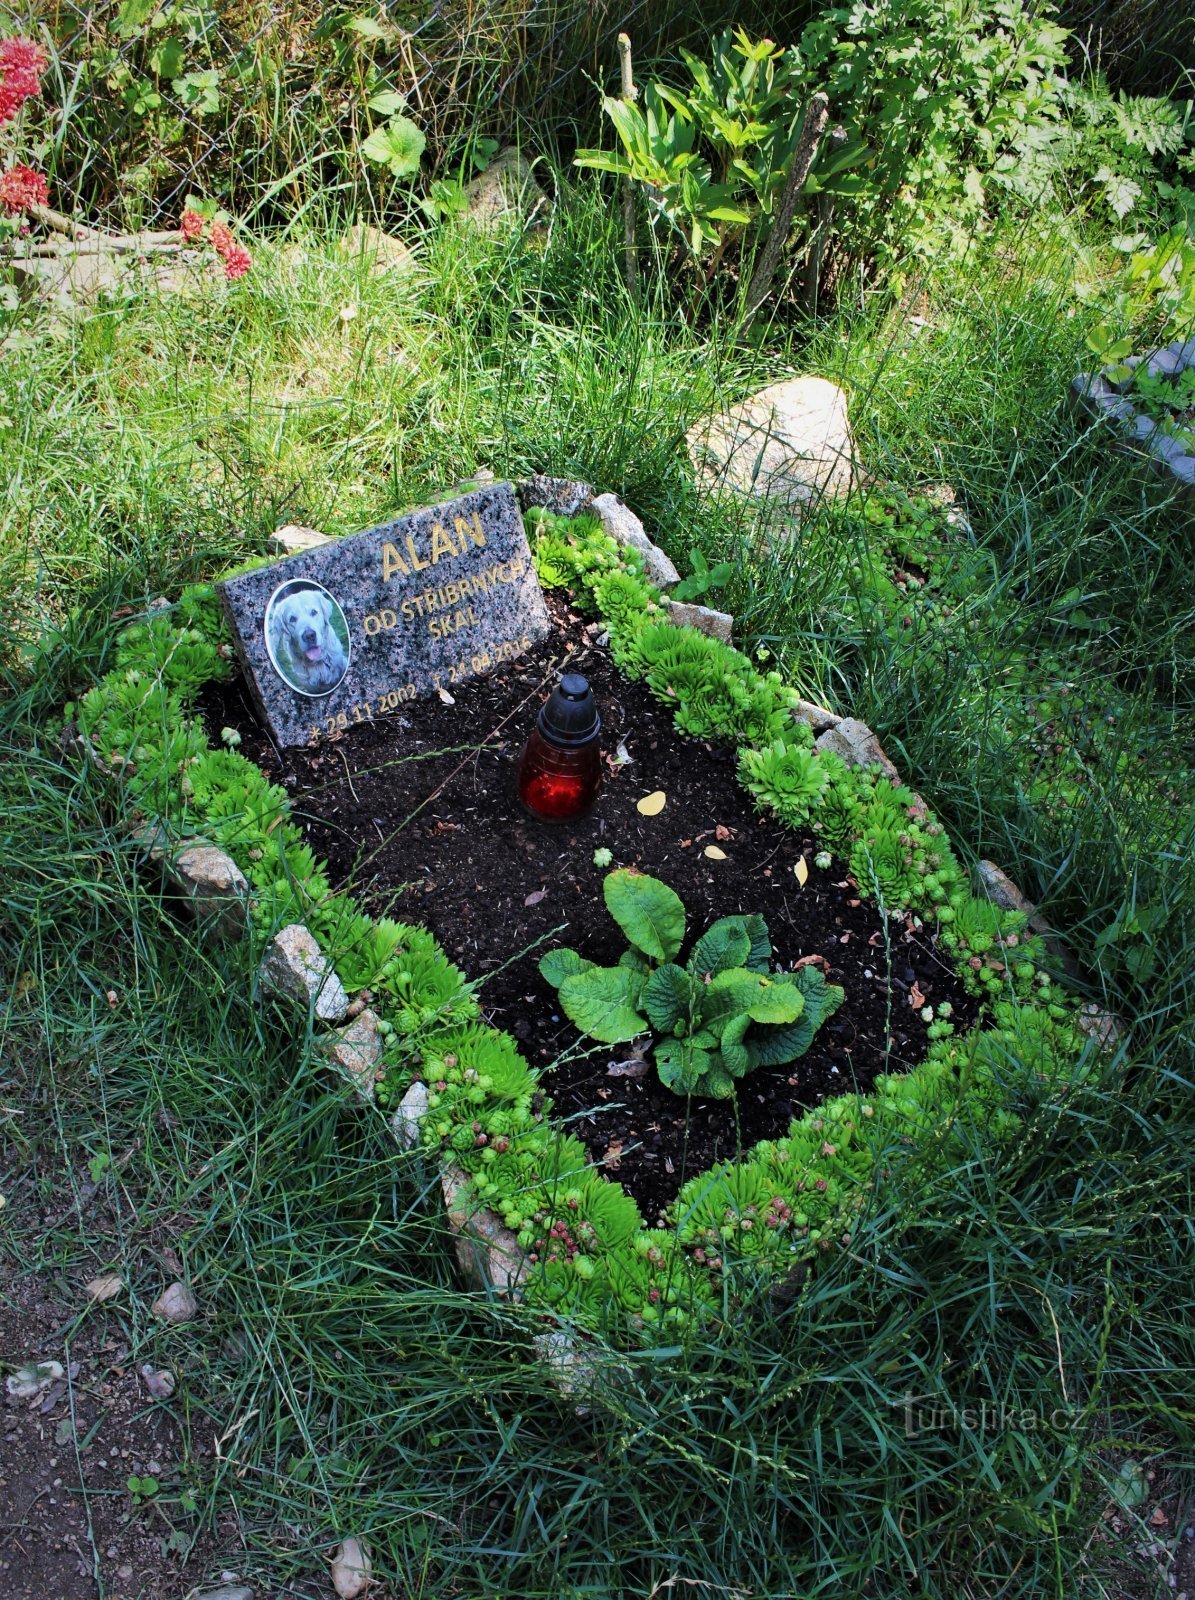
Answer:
[687,376,856,508]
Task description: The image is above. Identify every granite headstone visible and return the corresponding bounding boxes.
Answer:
[217,482,551,747]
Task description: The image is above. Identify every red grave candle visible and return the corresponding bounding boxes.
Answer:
[517,672,602,822]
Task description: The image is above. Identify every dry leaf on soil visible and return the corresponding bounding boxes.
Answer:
[85,1273,123,1304]
[636,791,667,816]
[794,857,809,886]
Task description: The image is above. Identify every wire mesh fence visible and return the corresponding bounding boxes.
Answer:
[9,0,1192,227]
[20,0,790,226]
[1063,0,1194,94]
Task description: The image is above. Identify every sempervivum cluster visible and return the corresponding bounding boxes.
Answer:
[179,209,253,281]
[0,36,45,127]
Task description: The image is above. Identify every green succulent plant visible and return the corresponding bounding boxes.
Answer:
[738,736,835,822]
[114,614,229,699]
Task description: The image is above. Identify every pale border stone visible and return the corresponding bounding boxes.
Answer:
[792,699,841,734]
[976,860,1037,919]
[814,717,903,785]
[320,1008,383,1098]
[588,493,681,588]
[270,524,331,556]
[440,1165,527,1296]
[531,1328,631,1417]
[169,841,250,939]
[391,1080,428,1150]
[258,923,349,1023]
[663,599,734,643]
[975,860,1083,982]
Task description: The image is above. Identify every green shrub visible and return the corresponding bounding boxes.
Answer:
[575,12,1071,296]
[797,0,1070,273]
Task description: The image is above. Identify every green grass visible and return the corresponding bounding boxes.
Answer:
[2,178,1193,1594]
[1,740,1190,1595]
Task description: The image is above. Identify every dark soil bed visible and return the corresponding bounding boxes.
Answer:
[202,596,976,1221]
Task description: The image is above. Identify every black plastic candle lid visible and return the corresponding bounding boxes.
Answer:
[537,672,600,747]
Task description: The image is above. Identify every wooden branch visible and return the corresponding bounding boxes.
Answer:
[802,125,847,316]
[28,204,187,254]
[617,32,639,301]
[30,204,104,241]
[742,91,830,321]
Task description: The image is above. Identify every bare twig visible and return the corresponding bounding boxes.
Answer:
[742,91,830,321]
[617,32,639,302]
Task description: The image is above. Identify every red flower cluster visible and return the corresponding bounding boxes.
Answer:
[0,163,47,215]
[179,209,253,281]
[0,36,47,127]
[220,240,251,280]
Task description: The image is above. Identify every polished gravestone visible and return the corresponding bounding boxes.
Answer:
[217,482,551,747]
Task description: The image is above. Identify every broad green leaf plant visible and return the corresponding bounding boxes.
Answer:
[540,869,844,1098]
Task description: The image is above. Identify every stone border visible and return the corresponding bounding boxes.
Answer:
[1074,338,1195,492]
[118,474,1121,1400]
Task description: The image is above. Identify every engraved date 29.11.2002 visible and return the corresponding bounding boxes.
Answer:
[306,630,535,743]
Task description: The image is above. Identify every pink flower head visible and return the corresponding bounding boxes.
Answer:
[209,218,233,257]
[0,37,47,127]
[221,240,251,281]
[0,163,48,215]
[180,208,204,242]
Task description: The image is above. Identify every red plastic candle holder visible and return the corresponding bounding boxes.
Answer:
[517,673,602,823]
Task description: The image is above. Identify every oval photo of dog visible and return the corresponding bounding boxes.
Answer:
[264,579,351,698]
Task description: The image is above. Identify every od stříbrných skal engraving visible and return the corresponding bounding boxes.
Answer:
[217,482,552,747]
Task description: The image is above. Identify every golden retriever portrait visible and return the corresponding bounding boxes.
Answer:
[264,580,351,696]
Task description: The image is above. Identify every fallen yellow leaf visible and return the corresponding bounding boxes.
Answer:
[704,845,727,860]
[794,857,809,886]
[85,1273,124,1304]
[636,791,667,816]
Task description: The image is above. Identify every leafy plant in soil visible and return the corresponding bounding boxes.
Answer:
[539,868,844,1098]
